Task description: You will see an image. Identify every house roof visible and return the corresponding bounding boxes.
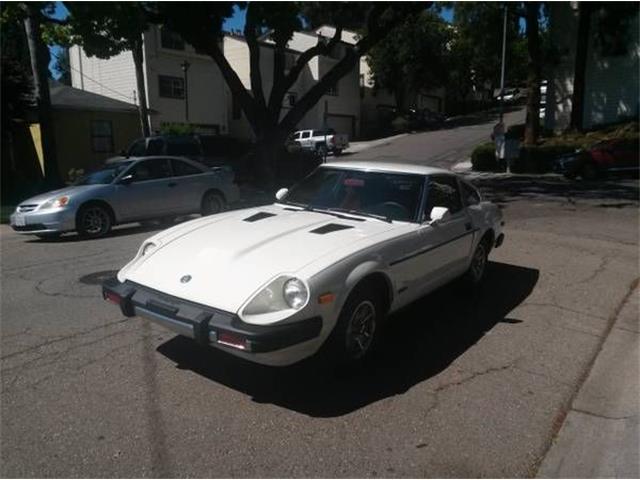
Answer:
[48,81,141,114]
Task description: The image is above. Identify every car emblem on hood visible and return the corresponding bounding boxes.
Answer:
[180,275,192,284]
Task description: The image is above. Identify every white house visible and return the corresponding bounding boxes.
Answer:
[544,3,639,132]
[223,29,361,140]
[69,25,228,136]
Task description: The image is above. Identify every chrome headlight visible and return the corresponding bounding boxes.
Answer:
[242,276,310,318]
[40,195,70,209]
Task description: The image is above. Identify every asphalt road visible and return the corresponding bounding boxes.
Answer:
[1,117,638,477]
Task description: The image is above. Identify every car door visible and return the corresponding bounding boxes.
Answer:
[170,158,208,213]
[390,175,474,302]
[300,130,312,149]
[115,158,176,221]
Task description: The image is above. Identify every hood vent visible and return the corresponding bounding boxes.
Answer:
[310,223,354,235]
[243,212,276,222]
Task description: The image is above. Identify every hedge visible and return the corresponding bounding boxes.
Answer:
[471,142,501,172]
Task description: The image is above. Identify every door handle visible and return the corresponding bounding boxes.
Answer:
[167,182,177,188]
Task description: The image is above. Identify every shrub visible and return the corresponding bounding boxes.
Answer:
[471,142,500,171]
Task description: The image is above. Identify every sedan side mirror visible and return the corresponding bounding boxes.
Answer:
[429,206,451,224]
[119,174,134,185]
[275,188,289,201]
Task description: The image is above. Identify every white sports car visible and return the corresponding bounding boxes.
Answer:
[103,161,504,367]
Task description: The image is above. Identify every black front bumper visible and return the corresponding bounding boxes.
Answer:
[102,278,322,353]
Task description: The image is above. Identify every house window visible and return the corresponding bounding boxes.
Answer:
[158,75,185,99]
[160,27,185,51]
[91,120,114,153]
[326,81,339,96]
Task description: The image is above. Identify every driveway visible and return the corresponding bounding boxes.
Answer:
[1,111,638,476]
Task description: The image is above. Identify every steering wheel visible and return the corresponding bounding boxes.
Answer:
[369,201,410,220]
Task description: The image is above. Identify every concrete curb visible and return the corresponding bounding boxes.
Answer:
[536,283,640,478]
[346,133,409,154]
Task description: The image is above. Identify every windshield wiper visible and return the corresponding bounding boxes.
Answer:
[282,201,367,221]
[326,207,392,223]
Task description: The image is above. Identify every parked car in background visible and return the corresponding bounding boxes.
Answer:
[10,156,239,239]
[407,107,447,130]
[288,128,349,156]
[103,162,504,367]
[554,138,639,180]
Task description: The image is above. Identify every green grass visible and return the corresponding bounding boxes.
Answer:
[1,205,16,224]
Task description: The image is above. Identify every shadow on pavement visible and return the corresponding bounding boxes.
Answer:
[157,261,539,417]
[473,175,639,206]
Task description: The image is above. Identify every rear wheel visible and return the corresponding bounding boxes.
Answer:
[201,191,225,216]
[333,148,343,156]
[77,204,112,238]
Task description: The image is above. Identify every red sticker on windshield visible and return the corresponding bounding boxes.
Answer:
[344,178,365,187]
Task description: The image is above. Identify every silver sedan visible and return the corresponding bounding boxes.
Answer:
[10,156,240,239]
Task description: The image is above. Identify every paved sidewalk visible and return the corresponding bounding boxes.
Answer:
[537,285,640,478]
[345,133,408,154]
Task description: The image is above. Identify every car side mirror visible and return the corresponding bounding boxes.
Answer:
[275,188,289,201]
[119,174,134,185]
[429,206,451,224]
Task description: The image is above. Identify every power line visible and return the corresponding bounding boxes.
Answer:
[67,62,136,103]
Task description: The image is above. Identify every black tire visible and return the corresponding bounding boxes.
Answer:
[325,283,383,367]
[201,191,225,216]
[316,144,328,157]
[463,236,491,286]
[76,204,112,238]
[333,148,343,156]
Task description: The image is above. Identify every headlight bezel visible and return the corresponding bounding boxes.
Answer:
[240,275,310,324]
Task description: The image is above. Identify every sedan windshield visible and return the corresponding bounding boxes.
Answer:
[283,168,424,222]
[74,162,132,185]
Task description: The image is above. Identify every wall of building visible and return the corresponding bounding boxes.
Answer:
[546,3,639,132]
[52,109,140,180]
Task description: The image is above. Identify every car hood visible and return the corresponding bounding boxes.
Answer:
[20,185,106,205]
[121,205,399,313]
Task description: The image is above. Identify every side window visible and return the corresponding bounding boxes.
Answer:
[461,181,481,206]
[424,175,463,218]
[128,139,146,157]
[171,159,203,177]
[166,138,200,156]
[301,131,311,139]
[130,159,172,182]
[146,139,164,155]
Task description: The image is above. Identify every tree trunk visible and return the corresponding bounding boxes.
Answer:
[524,2,542,145]
[570,3,592,131]
[24,8,61,187]
[131,37,150,137]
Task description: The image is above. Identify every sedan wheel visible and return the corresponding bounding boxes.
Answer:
[466,240,489,284]
[201,192,225,216]
[77,205,112,238]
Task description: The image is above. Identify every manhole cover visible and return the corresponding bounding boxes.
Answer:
[79,270,118,286]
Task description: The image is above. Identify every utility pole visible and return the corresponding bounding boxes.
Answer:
[181,60,191,124]
[499,4,507,124]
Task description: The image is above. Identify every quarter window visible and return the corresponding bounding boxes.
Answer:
[461,181,481,206]
[424,175,463,218]
[158,75,185,99]
[91,120,114,153]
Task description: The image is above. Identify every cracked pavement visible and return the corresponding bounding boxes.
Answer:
[1,123,638,477]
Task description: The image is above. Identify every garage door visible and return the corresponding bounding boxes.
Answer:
[326,115,355,139]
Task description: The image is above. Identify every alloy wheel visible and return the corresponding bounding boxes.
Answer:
[345,300,376,359]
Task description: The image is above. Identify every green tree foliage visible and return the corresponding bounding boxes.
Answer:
[366,10,452,108]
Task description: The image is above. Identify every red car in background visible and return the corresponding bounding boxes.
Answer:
[555,139,639,180]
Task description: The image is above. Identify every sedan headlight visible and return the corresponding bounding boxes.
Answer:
[242,276,309,317]
[40,195,70,209]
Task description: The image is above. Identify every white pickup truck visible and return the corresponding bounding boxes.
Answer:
[288,129,349,156]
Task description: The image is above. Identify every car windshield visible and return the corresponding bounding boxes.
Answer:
[283,167,425,222]
[74,162,132,185]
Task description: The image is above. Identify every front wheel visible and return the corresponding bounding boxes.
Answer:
[464,237,490,285]
[325,285,382,367]
[201,191,225,216]
[77,204,112,238]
